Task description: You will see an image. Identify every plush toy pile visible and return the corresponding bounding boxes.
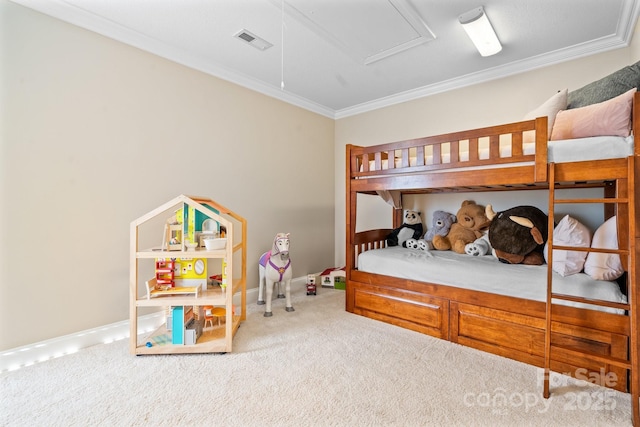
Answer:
[390,202,551,266]
[432,200,490,254]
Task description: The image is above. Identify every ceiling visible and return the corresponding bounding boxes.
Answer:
[11,0,640,118]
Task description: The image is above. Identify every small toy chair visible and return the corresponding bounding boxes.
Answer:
[203,305,226,329]
[203,306,215,329]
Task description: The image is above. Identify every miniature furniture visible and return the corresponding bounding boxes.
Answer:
[166,223,183,251]
[203,305,215,329]
[155,260,175,287]
[130,194,247,355]
[145,278,200,300]
[202,306,226,328]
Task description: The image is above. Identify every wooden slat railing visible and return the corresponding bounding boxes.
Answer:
[350,118,548,183]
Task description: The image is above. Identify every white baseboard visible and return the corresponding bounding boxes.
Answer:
[0,278,306,373]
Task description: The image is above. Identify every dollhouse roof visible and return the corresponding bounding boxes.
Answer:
[131,194,243,230]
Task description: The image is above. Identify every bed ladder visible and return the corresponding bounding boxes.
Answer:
[544,160,639,425]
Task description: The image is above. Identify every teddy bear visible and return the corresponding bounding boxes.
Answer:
[386,210,423,248]
[432,200,490,254]
[424,210,456,249]
[486,204,549,265]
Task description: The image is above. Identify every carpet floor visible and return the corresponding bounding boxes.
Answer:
[0,286,632,426]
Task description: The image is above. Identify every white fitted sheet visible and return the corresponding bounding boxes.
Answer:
[547,135,634,163]
[357,247,627,314]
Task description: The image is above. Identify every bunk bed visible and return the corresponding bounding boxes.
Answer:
[345,90,640,425]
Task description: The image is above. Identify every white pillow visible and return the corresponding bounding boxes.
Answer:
[584,216,624,281]
[523,89,568,143]
[544,215,591,276]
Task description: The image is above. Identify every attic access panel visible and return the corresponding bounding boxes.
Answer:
[284,0,435,65]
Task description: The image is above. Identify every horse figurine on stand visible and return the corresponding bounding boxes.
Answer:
[257,233,295,317]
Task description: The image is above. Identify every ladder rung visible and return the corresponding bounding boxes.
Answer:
[550,245,628,255]
[553,198,628,204]
[551,292,630,311]
[552,345,632,370]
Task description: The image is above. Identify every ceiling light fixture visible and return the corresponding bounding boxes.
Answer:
[458,7,502,57]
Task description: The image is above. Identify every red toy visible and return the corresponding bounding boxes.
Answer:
[306,274,317,295]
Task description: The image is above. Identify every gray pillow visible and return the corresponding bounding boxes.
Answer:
[567,61,640,109]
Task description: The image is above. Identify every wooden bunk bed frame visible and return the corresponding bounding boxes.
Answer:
[345,92,640,425]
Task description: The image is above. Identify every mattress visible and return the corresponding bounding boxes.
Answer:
[364,135,634,170]
[357,247,627,314]
[548,135,634,163]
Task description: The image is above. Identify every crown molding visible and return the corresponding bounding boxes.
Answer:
[10,0,640,121]
[335,33,635,119]
[334,0,640,118]
[9,0,336,118]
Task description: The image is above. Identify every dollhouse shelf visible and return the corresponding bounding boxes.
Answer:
[137,247,232,258]
[129,194,247,355]
[136,283,241,307]
[134,315,242,355]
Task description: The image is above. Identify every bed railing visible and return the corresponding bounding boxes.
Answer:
[349,117,548,183]
[350,229,391,269]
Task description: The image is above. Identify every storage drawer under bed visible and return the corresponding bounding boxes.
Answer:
[351,282,449,339]
[451,301,628,392]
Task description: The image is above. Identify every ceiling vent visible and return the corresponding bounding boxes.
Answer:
[234,29,273,51]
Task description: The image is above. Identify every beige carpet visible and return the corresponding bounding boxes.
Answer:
[0,286,632,426]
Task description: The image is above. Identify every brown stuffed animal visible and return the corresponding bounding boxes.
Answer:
[432,200,491,254]
[486,204,549,265]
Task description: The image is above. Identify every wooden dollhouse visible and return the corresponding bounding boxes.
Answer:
[129,194,246,355]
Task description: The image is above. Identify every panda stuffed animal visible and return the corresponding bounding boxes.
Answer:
[386,210,424,248]
[405,238,429,251]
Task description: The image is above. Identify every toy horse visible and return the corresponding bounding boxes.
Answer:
[257,233,295,317]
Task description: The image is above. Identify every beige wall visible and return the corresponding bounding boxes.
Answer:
[1,1,335,350]
[334,24,640,266]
